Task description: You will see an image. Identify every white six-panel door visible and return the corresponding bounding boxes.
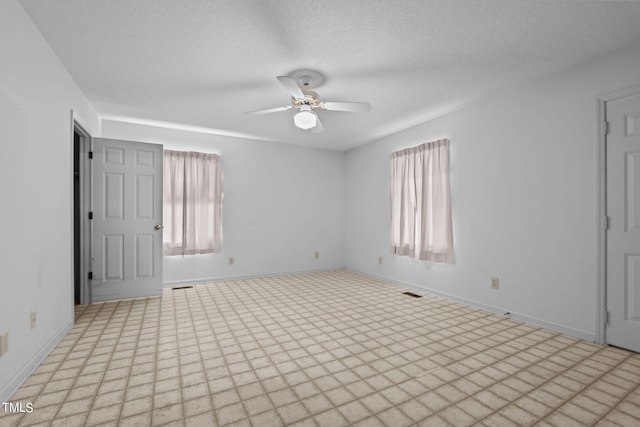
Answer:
[92,138,163,301]
[606,93,640,352]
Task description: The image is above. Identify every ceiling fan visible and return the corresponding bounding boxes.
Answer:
[246,71,371,133]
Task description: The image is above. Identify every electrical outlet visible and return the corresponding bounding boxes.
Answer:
[491,277,500,290]
[31,312,37,329]
[229,257,234,265]
[0,332,8,356]
[314,252,319,259]
[378,256,383,264]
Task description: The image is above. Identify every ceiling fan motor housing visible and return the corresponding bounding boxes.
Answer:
[293,92,320,108]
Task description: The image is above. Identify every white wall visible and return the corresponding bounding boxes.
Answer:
[344,43,640,340]
[101,120,346,285]
[0,0,100,401]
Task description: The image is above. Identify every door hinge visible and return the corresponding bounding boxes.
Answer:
[604,216,610,230]
[88,272,93,280]
[603,121,610,135]
[88,151,94,159]
[88,211,93,220]
[605,310,610,325]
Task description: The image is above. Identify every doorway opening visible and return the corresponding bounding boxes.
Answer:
[73,118,92,305]
[74,130,80,304]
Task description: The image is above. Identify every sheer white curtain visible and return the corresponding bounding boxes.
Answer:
[163,150,222,256]
[390,139,453,263]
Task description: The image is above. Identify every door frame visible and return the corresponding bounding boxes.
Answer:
[595,83,640,345]
[71,110,93,305]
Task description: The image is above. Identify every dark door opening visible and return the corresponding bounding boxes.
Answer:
[73,130,81,305]
[73,119,92,305]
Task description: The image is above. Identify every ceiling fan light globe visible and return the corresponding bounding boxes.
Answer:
[294,110,317,130]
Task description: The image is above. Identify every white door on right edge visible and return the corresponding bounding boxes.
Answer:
[606,92,640,353]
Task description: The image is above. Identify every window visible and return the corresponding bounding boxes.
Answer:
[390,139,453,263]
[163,150,222,256]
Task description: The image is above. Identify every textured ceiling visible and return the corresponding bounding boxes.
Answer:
[18,0,640,150]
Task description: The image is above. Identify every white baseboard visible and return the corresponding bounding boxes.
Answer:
[163,266,346,287]
[346,268,595,342]
[0,319,74,402]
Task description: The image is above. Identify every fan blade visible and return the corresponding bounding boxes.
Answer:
[276,76,306,100]
[312,116,325,134]
[322,101,371,112]
[245,105,293,115]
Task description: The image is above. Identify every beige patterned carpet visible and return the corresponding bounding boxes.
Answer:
[2,270,639,426]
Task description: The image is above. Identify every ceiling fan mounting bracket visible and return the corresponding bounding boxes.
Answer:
[289,69,326,90]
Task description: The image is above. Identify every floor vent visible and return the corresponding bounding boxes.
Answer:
[402,291,422,298]
[172,285,193,290]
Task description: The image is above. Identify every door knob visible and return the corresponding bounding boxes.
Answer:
[154,224,164,231]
